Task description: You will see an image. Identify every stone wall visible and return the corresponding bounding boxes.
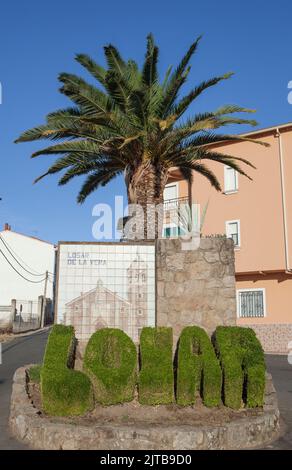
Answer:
[9,366,280,450]
[156,237,236,342]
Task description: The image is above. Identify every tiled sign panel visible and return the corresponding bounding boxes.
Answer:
[56,243,155,342]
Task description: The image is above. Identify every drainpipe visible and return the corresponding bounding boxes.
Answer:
[276,128,292,273]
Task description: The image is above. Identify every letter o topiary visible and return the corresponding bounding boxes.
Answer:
[83,328,137,405]
[41,325,94,416]
[177,326,222,407]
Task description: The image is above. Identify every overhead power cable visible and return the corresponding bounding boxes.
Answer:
[0,247,47,283]
[0,234,54,276]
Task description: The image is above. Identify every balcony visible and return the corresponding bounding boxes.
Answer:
[163,196,189,211]
[162,197,190,238]
[117,197,190,239]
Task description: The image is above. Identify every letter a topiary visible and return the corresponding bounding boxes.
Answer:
[41,325,94,416]
[139,327,174,405]
[83,328,137,405]
[214,326,265,409]
[177,326,222,407]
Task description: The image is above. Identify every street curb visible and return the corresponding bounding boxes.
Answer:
[9,366,280,450]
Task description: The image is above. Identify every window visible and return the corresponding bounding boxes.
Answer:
[237,289,266,318]
[163,183,178,203]
[224,166,238,193]
[164,225,179,238]
[163,225,185,238]
[226,220,240,247]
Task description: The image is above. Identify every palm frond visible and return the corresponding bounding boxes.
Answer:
[162,65,173,90]
[177,166,193,184]
[31,140,101,158]
[75,53,107,86]
[77,167,122,203]
[190,162,221,191]
[58,165,93,185]
[214,105,256,116]
[142,33,159,86]
[180,131,269,149]
[171,72,234,118]
[58,73,113,116]
[160,35,202,117]
[197,151,255,177]
[168,35,202,85]
[15,123,75,143]
[33,154,98,182]
[104,44,126,77]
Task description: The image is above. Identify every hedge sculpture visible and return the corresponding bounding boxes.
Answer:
[177,326,222,407]
[83,328,137,405]
[214,326,265,409]
[41,324,93,416]
[139,327,174,405]
[39,325,266,415]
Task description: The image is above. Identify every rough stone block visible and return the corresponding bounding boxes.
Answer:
[156,238,236,338]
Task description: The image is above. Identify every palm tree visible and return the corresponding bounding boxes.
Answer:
[16,34,267,239]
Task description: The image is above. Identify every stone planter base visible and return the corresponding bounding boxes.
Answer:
[9,366,280,450]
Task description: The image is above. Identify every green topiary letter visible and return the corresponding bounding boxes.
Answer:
[214,326,265,409]
[177,326,222,407]
[41,325,93,416]
[83,328,137,405]
[139,327,174,405]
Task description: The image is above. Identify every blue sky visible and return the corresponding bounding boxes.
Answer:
[1,0,292,243]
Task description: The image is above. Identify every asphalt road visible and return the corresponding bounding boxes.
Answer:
[0,329,49,450]
[263,354,292,449]
[0,330,291,450]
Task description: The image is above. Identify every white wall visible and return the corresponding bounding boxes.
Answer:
[0,230,55,306]
[0,306,12,328]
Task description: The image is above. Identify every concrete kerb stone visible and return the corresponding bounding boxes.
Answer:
[9,366,280,450]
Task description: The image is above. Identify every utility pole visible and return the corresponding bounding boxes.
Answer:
[41,271,48,329]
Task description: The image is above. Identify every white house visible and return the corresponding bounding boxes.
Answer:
[0,224,55,328]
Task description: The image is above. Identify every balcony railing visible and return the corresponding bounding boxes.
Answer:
[163,196,189,211]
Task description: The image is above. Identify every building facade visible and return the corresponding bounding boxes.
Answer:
[0,224,55,329]
[165,123,292,353]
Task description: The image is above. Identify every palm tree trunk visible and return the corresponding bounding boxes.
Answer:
[125,162,168,240]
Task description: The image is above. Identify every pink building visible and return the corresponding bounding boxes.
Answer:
[165,122,292,353]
